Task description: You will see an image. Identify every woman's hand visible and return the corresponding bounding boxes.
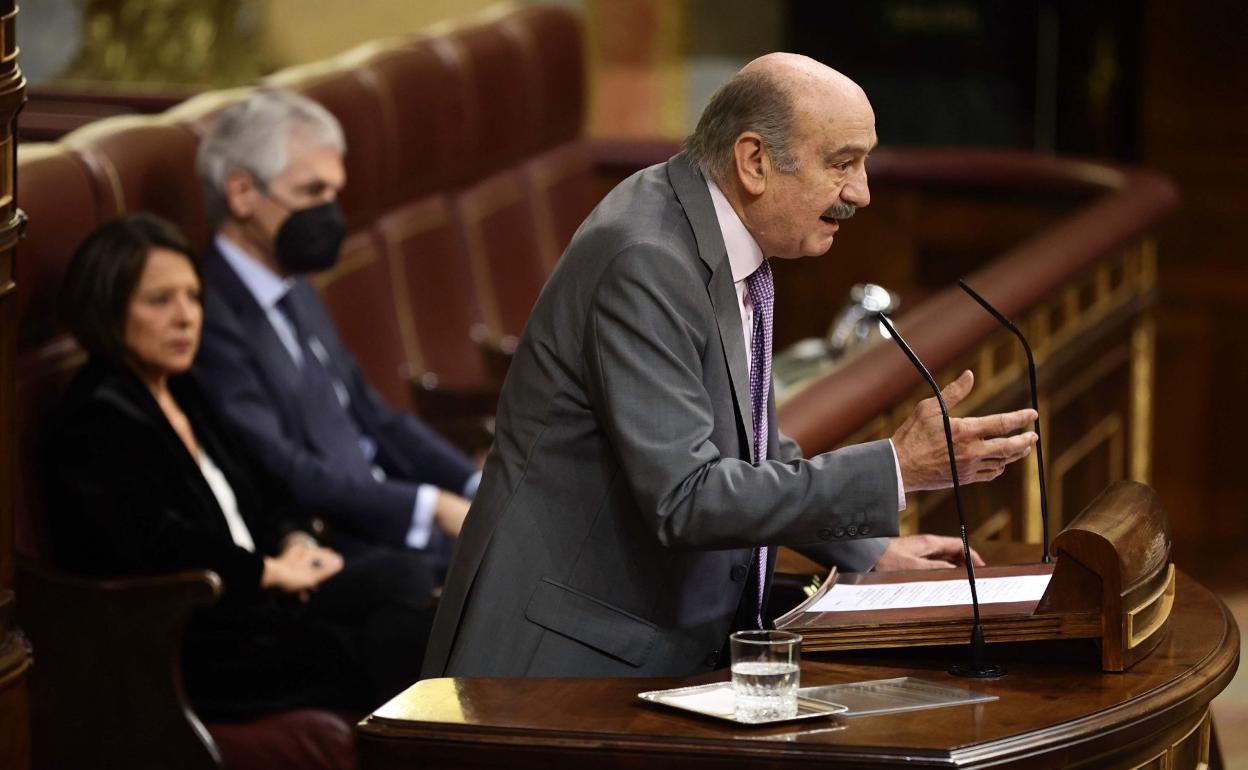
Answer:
[261,542,344,597]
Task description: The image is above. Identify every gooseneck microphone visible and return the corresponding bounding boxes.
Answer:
[876,312,1004,678]
[957,279,1051,564]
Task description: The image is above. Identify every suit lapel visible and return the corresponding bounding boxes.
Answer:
[667,154,754,461]
[204,245,307,420]
[92,364,224,523]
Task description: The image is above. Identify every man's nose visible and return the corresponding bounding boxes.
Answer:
[842,167,870,208]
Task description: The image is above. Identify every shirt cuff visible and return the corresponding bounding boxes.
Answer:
[887,439,907,511]
[406,484,440,549]
[462,470,483,500]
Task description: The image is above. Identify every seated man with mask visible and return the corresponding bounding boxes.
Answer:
[193,88,478,572]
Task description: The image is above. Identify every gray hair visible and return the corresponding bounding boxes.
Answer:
[196,88,346,223]
[683,69,799,184]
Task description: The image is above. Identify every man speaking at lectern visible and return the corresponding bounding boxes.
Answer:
[424,54,1038,679]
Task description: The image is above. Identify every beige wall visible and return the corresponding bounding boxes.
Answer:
[261,0,506,66]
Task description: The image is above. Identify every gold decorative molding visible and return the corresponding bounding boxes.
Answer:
[1022,402,1048,544]
[1131,314,1155,484]
[825,243,1150,453]
[309,236,378,292]
[379,202,457,377]
[972,508,1012,541]
[1052,413,1124,530]
[0,136,11,211]
[1127,564,1174,649]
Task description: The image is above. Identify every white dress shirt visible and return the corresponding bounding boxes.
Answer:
[198,450,256,552]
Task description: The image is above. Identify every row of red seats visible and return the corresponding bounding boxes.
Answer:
[12,5,653,768]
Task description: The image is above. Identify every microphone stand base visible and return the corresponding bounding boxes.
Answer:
[948,661,1007,679]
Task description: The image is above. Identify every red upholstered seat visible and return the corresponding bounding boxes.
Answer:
[61,118,208,249]
[499,4,585,150]
[376,195,488,390]
[13,4,642,764]
[14,146,100,354]
[523,142,598,273]
[359,38,475,204]
[14,142,361,770]
[454,170,545,341]
[209,710,358,770]
[505,6,597,271]
[266,64,388,232]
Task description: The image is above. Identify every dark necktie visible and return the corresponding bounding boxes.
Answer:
[745,259,774,627]
[276,291,375,477]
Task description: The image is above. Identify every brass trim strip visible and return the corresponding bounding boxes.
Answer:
[1051,412,1124,531]
[1131,313,1155,483]
[971,508,1011,541]
[308,238,377,291]
[1127,563,1175,648]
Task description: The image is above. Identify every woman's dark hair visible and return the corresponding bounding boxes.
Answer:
[58,213,201,364]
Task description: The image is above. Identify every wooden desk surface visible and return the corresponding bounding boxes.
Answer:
[359,571,1238,769]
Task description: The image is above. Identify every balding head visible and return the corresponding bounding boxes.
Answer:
[684,54,869,185]
[685,53,876,259]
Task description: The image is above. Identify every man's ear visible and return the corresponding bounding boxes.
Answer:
[222,169,262,219]
[732,132,769,196]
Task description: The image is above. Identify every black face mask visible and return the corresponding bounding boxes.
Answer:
[273,201,346,274]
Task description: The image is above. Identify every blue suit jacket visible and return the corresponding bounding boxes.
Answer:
[193,242,476,546]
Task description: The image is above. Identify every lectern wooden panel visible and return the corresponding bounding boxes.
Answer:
[358,570,1237,770]
[775,482,1174,672]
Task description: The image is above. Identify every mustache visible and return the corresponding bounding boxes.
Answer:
[822,202,857,220]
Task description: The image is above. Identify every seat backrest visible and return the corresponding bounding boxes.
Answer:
[13,2,599,475]
[363,34,492,387]
[266,63,389,232]
[439,17,550,341]
[61,118,208,250]
[358,37,475,203]
[376,194,487,389]
[506,5,598,272]
[13,145,98,562]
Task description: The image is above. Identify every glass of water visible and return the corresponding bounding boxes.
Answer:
[729,630,802,722]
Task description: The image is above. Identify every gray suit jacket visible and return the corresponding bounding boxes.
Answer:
[423,154,898,679]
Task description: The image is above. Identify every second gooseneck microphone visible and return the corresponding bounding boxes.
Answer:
[876,312,1005,678]
[957,279,1051,563]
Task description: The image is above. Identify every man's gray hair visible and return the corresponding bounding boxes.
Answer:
[683,69,799,184]
[196,88,346,223]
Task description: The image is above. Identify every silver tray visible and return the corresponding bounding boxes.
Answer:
[799,676,998,717]
[637,681,848,725]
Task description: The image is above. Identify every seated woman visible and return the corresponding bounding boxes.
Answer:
[45,213,432,719]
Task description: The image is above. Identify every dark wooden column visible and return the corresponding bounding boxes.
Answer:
[0,1,28,766]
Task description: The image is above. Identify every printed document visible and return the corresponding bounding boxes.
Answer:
[809,573,1052,613]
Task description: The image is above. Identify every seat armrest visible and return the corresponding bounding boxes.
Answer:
[586,138,684,200]
[17,559,225,770]
[409,377,500,422]
[586,137,684,174]
[409,375,500,458]
[477,334,518,386]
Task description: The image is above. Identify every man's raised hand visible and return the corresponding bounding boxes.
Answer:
[892,370,1038,493]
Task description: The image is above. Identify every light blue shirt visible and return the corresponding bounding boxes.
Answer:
[214,235,480,548]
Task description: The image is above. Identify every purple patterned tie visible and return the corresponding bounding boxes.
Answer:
[745,259,774,627]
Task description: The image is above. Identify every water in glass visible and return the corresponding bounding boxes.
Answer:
[731,660,799,721]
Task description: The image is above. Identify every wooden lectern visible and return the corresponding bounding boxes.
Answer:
[776,480,1174,671]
